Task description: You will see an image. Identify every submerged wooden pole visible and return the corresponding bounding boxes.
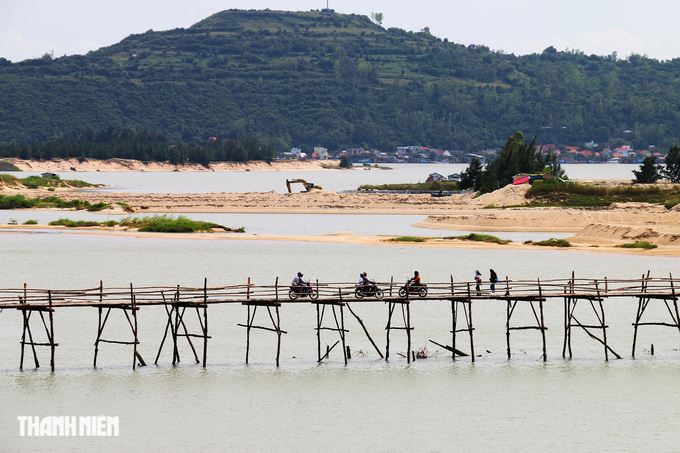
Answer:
[340,305,347,365]
[316,300,322,362]
[406,301,412,364]
[245,305,253,364]
[131,283,138,370]
[19,309,26,370]
[538,280,546,362]
[451,299,457,361]
[275,303,281,367]
[48,291,55,372]
[203,278,208,367]
[632,273,646,358]
[506,299,512,359]
[385,302,395,361]
[596,282,609,361]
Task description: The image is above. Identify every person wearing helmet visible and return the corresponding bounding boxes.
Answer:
[410,270,422,287]
[359,272,375,286]
[292,272,308,287]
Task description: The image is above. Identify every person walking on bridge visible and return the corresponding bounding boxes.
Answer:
[490,269,498,295]
[475,270,482,296]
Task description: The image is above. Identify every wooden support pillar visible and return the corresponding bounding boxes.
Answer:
[18,285,58,371]
[448,284,475,362]
[384,299,414,362]
[154,283,207,367]
[632,272,649,358]
[316,300,322,361]
[245,305,254,364]
[275,304,282,367]
[405,300,411,364]
[385,301,395,360]
[506,298,513,360]
[505,297,548,361]
[238,301,287,366]
[202,278,208,367]
[465,283,475,361]
[451,298,457,361]
[48,291,55,371]
[130,283,140,370]
[632,272,680,358]
[315,298,350,364]
[92,284,144,369]
[564,280,620,361]
[563,272,575,358]
[539,280,547,361]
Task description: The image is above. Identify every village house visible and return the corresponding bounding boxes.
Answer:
[435,150,452,160]
[426,172,445,182]
[313,147,328,159]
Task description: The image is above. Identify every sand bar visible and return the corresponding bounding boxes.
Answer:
[4,183,680,252]
[4,157,341,172]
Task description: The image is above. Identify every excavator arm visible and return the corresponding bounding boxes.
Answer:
[286,179,322,193]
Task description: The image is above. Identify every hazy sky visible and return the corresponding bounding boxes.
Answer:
[1,0,679,62]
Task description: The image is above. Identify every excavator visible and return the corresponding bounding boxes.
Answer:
[285,179,323,193]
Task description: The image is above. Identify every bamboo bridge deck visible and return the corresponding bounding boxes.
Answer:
[2,272,679,371]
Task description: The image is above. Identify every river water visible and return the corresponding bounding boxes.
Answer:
[2,166,679,452]
[2,231,680,452]
[17,163,640,193]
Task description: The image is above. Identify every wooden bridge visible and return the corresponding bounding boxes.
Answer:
[3,272,679,371]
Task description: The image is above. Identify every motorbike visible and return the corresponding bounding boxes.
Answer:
[398,279,428,298]
[355,282,384,300]
[289,282,319,300]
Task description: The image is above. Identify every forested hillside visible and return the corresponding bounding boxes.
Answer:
[1,9,679,152]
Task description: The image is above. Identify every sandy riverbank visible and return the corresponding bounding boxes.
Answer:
[3,224,679,255]
[0,182,523,214]
[3,157,341,172]
[4,183,680,251]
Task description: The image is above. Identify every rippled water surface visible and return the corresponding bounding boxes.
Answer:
[2,232,680,451]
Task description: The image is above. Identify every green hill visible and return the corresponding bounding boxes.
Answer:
[1,9,680,153]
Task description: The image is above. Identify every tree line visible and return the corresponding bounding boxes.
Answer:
[0,127,276,165]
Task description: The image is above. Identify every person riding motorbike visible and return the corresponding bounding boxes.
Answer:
[410,271,422,287]
[399,271,427,298]
[356,272,382,299]
[359,272,374,286]
[292,272,310,293]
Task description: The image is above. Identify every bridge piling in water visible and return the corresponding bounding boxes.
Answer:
[563,273,620,361]
[632,271,680,358]
[18,284,58,371]
[92,283,144,369]
[505,279,547,361]
[385,294,413,363]
[314,297,348,364]
[154,284,210,367]
[8,272,680,370]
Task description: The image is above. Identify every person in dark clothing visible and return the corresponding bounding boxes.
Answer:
[490,269,499,295]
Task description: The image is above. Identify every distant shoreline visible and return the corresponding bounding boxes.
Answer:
[2,157,341,172]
